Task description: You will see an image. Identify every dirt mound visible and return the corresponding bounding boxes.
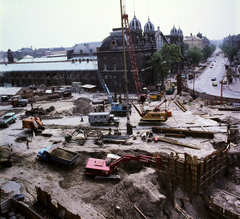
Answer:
[95,168,165,218]
[73,97,93,115]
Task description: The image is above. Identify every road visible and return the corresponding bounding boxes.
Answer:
[187,49,240,99]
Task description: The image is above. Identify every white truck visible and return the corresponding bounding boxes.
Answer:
[88,112,119,126]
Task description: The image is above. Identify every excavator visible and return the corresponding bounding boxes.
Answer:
[85,154,162,176]
[131,99,172,123]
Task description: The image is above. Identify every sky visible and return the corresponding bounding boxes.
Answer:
[0,0,239,51]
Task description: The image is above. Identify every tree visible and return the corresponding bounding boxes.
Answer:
[221,44,238,61]
[186,46,204,67]
[147,44,182,86]
[203,44,216,60]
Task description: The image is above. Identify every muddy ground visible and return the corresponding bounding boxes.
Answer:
[0,91,240,218]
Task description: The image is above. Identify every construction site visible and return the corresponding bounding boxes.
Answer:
[0,84,240,219]
[1,1,240,218]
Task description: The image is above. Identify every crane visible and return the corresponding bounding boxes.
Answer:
[96,70,131,116]
[121,1,146,103]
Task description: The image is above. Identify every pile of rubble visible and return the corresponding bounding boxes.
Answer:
[72,97,93,115]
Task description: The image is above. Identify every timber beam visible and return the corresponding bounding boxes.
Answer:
[152,127,214,138]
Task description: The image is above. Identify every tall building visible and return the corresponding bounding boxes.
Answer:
[97,14,169,93]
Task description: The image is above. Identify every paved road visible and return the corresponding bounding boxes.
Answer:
[187,49,240,99]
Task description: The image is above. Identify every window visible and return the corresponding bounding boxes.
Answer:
[113,64,116,70]
[80,50,83,54]
[104,75,108,80]
[104,64,107,71]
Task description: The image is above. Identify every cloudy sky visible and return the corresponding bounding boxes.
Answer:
[0,0,239,51]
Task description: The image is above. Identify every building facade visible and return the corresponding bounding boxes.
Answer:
[97,15,169,93]
[184,33,203,50]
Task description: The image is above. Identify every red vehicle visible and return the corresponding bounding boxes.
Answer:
[85,154,162,176]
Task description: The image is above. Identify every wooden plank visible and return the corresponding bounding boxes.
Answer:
[134,205,148,219]
[158,137,201,150]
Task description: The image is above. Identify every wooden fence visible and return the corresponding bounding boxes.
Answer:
[36,187,81,219]
[155,148,228,195]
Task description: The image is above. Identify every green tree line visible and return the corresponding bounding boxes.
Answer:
[147,43,216,85]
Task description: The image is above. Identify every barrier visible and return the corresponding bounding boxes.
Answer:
[186,88,240,104]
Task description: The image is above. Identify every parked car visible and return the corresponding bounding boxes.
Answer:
[212,81,217,86]
[0,112,17,128]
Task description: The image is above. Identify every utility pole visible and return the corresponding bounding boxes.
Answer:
[120,0,132,134]
[220,80,223,105]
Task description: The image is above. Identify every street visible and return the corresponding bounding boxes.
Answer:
[188,49,240,98]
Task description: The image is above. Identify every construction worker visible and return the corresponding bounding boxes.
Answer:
[26,140,29,149]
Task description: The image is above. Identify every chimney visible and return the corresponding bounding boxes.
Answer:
[190,33,192,36]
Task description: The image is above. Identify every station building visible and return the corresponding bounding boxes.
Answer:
[0,15,184,93]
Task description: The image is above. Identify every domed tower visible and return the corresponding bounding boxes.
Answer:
[197,32,203,39]
[170,26,178,36]
[129,13,142,45]
[177,27,183,42]
[7,49,14,63]
[170,25,180,45]
[144,17,155,43]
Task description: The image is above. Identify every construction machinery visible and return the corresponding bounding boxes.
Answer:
[122,8,146,103]
[166,85,175,95]
[85,154,162,176]
[22,116,45,133]
[10,95,28,107]
[25,106,55,116]
[96,70,131,116]
[65,129,86,145]
[37,144,78,168]
[131,99,172,123]
[150,90,164,101]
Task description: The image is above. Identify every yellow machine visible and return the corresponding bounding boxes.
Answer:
[131,99,172,123]
[149,91,163,101]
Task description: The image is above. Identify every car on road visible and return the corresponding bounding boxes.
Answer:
[222,79,227,84]
[211,76,216,81]
[212,81,218,86]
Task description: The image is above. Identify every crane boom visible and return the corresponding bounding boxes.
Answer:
[122,14,142,97]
